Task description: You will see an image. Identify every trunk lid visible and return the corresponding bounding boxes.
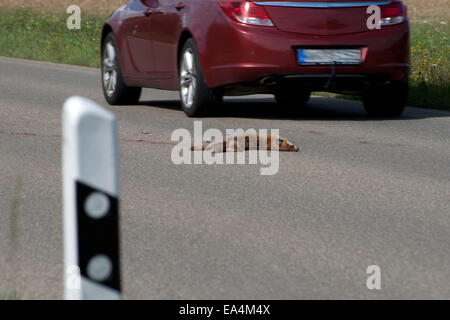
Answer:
[254,0,390,35]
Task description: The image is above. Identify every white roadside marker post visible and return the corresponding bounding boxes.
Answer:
[63,96,121,300]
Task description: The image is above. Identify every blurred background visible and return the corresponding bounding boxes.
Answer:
[0,0,127,16]
[0,0,447,21]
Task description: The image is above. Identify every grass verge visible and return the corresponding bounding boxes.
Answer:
[0,8,449,110]
[408,21,450,109]
[0,8,104,67]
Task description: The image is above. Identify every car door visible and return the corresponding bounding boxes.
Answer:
[122,0,158,77]
[148,0,184,79]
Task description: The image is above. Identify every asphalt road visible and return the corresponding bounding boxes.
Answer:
[1,56,449,299]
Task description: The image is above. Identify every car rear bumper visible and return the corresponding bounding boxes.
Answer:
[259,73,395,94]
[200,18,410,91]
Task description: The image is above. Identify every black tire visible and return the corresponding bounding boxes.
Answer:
[363,81,408,117]
[102,33,142,105]
[179,38,222,117]
[274,84,311,108]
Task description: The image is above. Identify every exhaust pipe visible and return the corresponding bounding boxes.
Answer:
[259,76,278,86]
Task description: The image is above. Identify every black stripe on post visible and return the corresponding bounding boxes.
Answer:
[76,180,121,292]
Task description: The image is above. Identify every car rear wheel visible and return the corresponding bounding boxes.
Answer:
[274,84,311,108]
[363,81,408,117]
[102,33,141,105]
[179,39,222,117]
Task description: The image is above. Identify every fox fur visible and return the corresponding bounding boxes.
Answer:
[191,133,300,153]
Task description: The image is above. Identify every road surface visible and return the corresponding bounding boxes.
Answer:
[0,56,449,299]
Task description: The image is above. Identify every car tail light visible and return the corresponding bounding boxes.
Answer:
[218,1,274,27]
[380,1,407,26]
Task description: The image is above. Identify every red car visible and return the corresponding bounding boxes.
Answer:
[101,0,410,117]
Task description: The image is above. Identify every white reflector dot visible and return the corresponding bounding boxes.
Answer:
[87,254,113,282]
[84,192,110,219]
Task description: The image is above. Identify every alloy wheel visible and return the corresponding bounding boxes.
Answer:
[180,48,197,108]
[103,42,118,97]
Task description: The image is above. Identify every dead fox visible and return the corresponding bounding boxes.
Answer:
[191,133,300,153]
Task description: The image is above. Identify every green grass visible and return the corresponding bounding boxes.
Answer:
[0,8,104,67]
[408,21,450,109]
[0,8,449,110]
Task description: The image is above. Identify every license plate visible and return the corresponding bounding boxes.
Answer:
[297,49,361,65]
